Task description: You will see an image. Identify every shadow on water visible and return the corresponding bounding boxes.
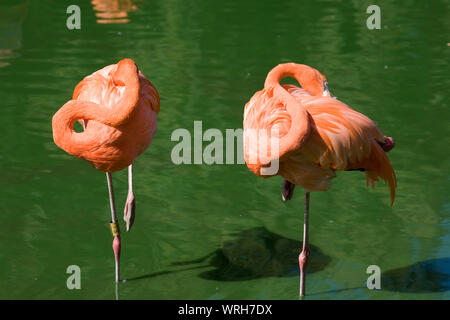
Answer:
[176,227,331,281]
[381,258,450,293]
[310,258,450,297]
[126,265,211,282]
[128,227,330,282]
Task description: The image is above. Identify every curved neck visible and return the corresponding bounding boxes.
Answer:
[52,59,141,160]
[259,64,315,162]
[264,63,325,96]
[52,100,117,158]
[109,58,140,124]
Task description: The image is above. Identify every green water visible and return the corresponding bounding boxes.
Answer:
[0,0,449,300]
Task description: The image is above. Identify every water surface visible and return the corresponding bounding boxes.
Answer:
[0,0,448,299]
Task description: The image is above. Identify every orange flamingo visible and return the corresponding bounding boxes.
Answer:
[243,63,396,297]
[52,58,160,282]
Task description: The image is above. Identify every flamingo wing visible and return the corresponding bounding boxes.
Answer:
[243,86,311,176]
[285,85,397,204]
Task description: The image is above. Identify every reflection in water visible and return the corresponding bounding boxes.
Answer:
[382,258,450,293]
[126,227,330,283]
[0,0,29,67]
[114,279,130,300]
[172,227,330,281]
[91,0,138,24]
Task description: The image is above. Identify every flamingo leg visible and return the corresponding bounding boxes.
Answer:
[123,164,136,232]
[299,191,310,298]
[282,179,295,202]
[106,172,121,283]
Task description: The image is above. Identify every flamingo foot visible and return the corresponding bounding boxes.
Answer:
[299,246,310,297]
[123,191,135,232]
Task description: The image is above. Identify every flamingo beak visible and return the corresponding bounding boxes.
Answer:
[322,81,331,97]
[323,82,337,99]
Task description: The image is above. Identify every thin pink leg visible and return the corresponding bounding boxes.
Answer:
[106,172,121,283]
[123,164,135,232]
[112,234,121,282]
[299,191,310,298]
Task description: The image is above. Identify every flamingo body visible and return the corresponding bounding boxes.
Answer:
[243,63,396,204]
[52,58,160,172]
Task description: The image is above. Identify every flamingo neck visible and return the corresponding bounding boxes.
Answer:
[264,63,325,96]
[260,64,314,161]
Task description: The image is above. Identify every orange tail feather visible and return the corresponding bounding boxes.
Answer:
[364,141,397,205]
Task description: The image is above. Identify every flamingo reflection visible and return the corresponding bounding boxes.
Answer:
[91,0,138,24]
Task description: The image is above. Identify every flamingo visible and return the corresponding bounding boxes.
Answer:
[243,63,396,297]
[52,58,160,282]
